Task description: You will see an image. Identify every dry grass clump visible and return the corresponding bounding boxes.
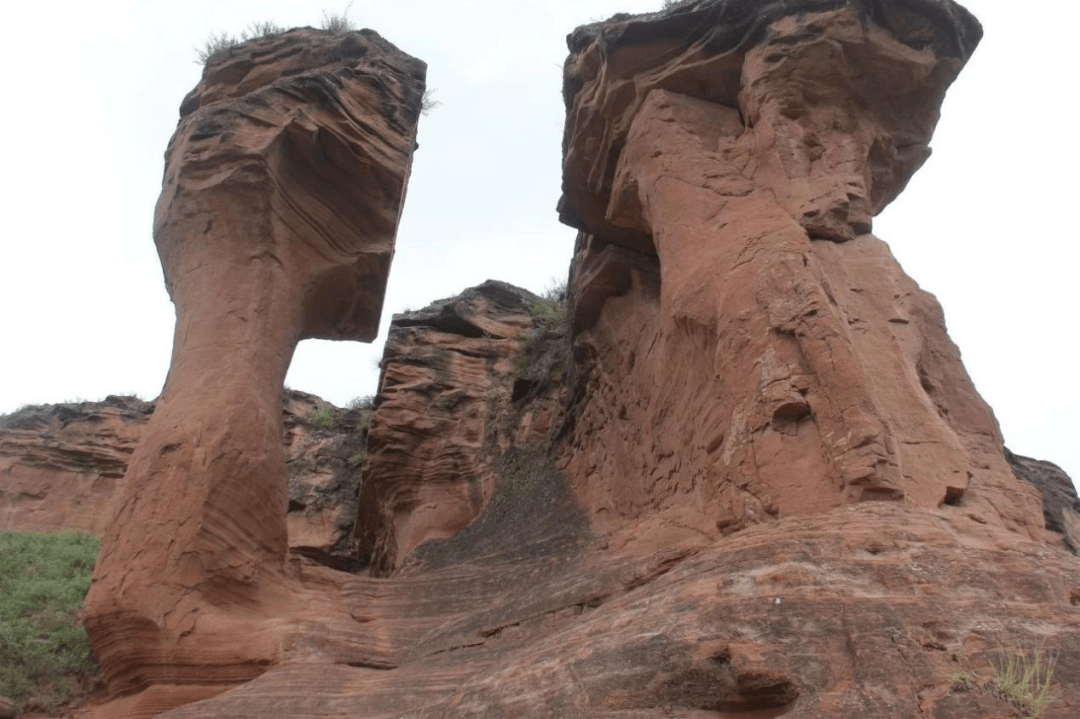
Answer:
[321,3,356,34]
[195,20,285,64]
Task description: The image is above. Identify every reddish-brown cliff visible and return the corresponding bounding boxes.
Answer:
[354,280,569,574]
[0,392,368,564]
[0,396,151,535]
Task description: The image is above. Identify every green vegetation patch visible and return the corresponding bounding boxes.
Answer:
[0,531,101,711]
[515,279,569,380]
[312,406,334,429]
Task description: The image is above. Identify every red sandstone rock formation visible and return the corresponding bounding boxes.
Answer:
[0,396,151,535]
[0,392,368,563]
[113,500,1075,719]
[50,3,1080,718]
[80,27,425,711]
[559,0,1046,550]
[354,280,569,574]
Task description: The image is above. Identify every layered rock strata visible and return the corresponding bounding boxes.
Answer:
[0,392,368,563]
[559,0,1045,547]
[139,504,1080,718]
[81,27,425,708]
[0,396,151,535]
[55,3,1080,717]
[355,280,570,574]
[1007,449,1080,553]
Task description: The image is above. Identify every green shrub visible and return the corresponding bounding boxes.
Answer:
[348,451,366,467]
[0,531,100,711]
[312,407,334,429]
[528,279,568,334]
[947,642,1057,718]
[949,670,971,692]
[514,278,570,379]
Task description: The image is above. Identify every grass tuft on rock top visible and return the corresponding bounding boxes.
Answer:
[321,2,356,33]
[194,1,358,66]
[0,531,101,711]
[195,21,285,64]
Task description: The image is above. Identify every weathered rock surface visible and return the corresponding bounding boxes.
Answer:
[54,3,1080,718]
[354,280,569,574]
[0,392,367,562]
[0,396,151,535]
[1008,448,1080,554]
[139,505,1080,718]
[280,391,371,565]
[558,0,1046,548]
[81,26,425,712]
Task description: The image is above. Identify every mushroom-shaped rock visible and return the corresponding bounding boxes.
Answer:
[559,0,1045,544]
[82,27,424,704]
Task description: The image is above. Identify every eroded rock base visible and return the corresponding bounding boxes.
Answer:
[94,504,1080,719]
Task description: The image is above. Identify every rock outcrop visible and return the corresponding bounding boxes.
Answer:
[0,392,368,564]
[0,396,151,535]
[80,26,425,711]
[558,0,1046,549]
[42,3,1078,718]
[115,502,1076,719]
[354,280,569,574]
[1008,448,1080,554]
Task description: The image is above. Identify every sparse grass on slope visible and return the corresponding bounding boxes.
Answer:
[0,531,101,712]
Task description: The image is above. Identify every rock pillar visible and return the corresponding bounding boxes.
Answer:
[559,0,1044,544]
[82,28,425,695]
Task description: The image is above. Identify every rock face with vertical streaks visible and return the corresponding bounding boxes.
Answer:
[80,26,425,711]
[558,0,1046,550]
[354,280,570,574]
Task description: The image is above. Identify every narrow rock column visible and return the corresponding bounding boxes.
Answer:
[82,28,425,695]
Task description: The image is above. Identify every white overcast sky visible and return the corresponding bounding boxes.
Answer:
[0,0,1076,486]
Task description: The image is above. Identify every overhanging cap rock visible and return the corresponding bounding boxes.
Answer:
[558,0,981,248]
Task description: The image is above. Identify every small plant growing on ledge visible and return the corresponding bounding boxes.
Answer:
[529,278,568,333]
[949,671,971,692]
[312,407,334,429]
[514,278,570,380]
[348,451,366,467]
[946,642,1057,718]
[421,89,442,116]
[988,645,1056,718]
[346,395,374,411]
